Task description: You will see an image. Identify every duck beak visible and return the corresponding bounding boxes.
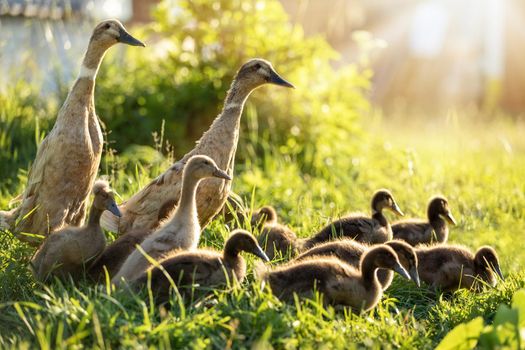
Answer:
[394,262,410,280]
[444,212,457,225]
[268,70,295,88]
[493,264,504,281]
[108,201,122,217]
[213,168,232,181]
[409,266,421,287]
[391,202,404,216]
[118,28,146,47]
[254,246,270,262]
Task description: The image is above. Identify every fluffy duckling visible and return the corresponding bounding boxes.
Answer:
[30,181,121,281]
[416,245,503,292]
[112,155,231,284]
[253,206,299,260]
[295,239,420,290]
[392,196,457,246]
[1,20,143,241]
[303,190,404,249]
[133,229,269,303]
[101,59,294,235]
[263,245,410,312]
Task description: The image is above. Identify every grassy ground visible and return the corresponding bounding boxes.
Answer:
[1,115,524,348]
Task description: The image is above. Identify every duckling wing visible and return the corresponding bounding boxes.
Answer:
[392,220,431,245]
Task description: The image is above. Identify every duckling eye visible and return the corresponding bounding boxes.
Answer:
[104,23,111,30]
[254,63,262,70]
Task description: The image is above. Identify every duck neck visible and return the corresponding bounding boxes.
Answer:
[360,257,379,289]
[172,171,201,221]
[372,209,388,227]
[79,40,110,82]
[428,213,447,240]
[87,205,104,228]
[223,240,242,267]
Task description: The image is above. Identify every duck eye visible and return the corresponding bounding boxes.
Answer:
[255,63,262,70]
[104,23,111,29]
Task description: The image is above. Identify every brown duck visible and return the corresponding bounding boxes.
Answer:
[252,206,298,260]
[30,180,121,282]
[416,244,503,292]
[0,20,144,242]
[301,189,404,249]
[295,239,420,290]
[393,196,457,246]
[133,229,269,303]
[101,59,294,235]
[262,245,410,312]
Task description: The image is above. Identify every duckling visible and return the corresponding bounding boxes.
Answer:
[302,190,404,249]
[30,180,122,282]
[295,239,420,289]
[133,229,269,303]
[112,155,232,284]
[416,245,503,292]
[262,245,410,312]
[253,206,299,260]
[1,20,144,242]
[392,196,457,246]
[101,59,294,235]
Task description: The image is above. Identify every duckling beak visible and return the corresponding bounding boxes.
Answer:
[108,202,122,217]
[118,28,146,47]
[268,70,295,88]
[444,212,457,225]
[254,246,271,262]
[391,202,404,216]
[493,264,505,281]
[213,168,232,181]
[409,266,421,287]
[394,262,411,280]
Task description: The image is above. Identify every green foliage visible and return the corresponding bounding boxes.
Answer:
[96,0,370,174]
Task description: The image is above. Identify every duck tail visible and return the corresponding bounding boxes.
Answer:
[100,209,121,233]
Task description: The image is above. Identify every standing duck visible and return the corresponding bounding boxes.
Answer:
[392,196,457,246]
[133,229,269,303]
[252,206,299,260]
[30,180,121,282]
[100,59,294,235]
[0,20,144,242]
[295,239,420,289]
[112,155,231,284]
[301,190,404,249]
[262,245,410,312]
[416,245,503,292]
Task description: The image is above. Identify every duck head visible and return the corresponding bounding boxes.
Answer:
[235,59,294,91]
[385,240,420,286]
[92,180,121,217]
[90,19,145,49]
[362,245,411,280]
[251,206,278,228]
[184,155,232,181]
[428,196,457,225]
[225,229,270,261]
[475,246,504,282]
[372,189,404,216]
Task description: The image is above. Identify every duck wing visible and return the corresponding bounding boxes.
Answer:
[392,220,432,245]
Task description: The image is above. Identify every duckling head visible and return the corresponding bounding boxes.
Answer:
[251,206,278,228]
[92,180,121,217]
[184,155,232,181]
[475,246,504,282]
[90,19,145,49]
[235,59,294,91]
[372,189,404,216]
[362,245,411,280]
[428,196,457,225]
[385,240,420,286]
[225,229,270,262]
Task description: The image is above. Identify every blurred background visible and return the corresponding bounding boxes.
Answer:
[0,0,524,190]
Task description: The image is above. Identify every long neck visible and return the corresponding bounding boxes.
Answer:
[172,171,201,221]
[372,210,388,227]
[184,78,254,170]
[87,205,104,228]
[429,216,447,241]
[360,257,379,289]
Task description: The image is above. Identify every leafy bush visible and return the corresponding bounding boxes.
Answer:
[96,0,371,175]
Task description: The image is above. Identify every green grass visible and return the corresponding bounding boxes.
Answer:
[1,115,524,349]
